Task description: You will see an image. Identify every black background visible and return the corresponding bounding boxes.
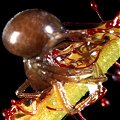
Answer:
[0,0,120,120]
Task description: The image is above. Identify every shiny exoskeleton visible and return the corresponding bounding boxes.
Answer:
[2,9,107,115]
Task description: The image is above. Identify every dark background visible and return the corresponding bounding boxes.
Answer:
[0,0,120,120]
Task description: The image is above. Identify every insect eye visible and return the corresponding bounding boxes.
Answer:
[2,9,64,58]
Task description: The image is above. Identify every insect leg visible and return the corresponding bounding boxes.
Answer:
[74,84,107,113]
[50,81,73,113]
[14,79,41,115]
[15,79,41,98]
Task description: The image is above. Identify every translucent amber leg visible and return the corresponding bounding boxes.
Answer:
[15,79,41,98]
[74,85,107,112]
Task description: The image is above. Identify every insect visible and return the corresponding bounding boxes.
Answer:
[2,1,120,120]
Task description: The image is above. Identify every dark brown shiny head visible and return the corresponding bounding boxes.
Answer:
[2,9,64,58]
